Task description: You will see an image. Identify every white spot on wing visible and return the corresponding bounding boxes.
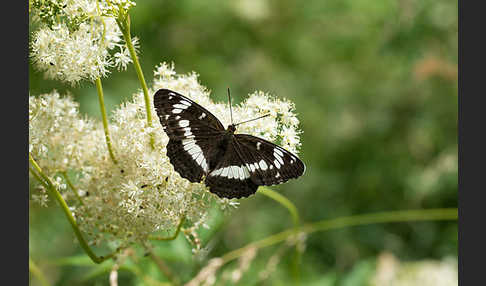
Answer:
[211,168,223,176]
[173,104,188,110]
[242,166,251,178]
[222,167,229,177]
[179,120,190,127]
[274,160,281,169]
[183,128,193,137]
[237,166,244,180]
[182,139,195,145]
[180,100,191,106]
[172,109,182,114]
[256,142,261,150]
[183,141,195,150]
[195,153,204,165]
[259,160,268,171]
[231,166,240,180]
[186,147,199,157]
[182,138,208,171]
[227,167,234,179]
[188,148,200,156]
[198,113,207,120]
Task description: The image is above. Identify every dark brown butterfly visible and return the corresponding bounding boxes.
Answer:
[153,89,305,199]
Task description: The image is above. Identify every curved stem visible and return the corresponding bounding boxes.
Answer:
[95,78,118,164]
[259,187,301,283]
[259,187,299,226]
[145,246,181,286]
[29,257,51,286]
[29,154,114,264]
[149,216,186,241]
[61,171,84,206]
[116,13,155,149]
[219,208,457,264]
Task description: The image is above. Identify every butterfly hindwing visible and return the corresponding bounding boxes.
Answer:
[154,89,225,182]
[233,134,305,186]
[205,139,258,199]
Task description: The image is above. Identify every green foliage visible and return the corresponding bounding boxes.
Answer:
[29,0,457,284]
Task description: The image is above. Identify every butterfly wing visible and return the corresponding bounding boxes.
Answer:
[205,138,258,199]
[154,89,225,182]
[233,134,305,186]
[205,135,305,199]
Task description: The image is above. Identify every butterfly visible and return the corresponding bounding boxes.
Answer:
[153,89,305,199]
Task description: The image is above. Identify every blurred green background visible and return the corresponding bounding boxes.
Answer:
[29,0,457,285]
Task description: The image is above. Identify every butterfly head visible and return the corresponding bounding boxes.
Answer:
[227,124,237,133]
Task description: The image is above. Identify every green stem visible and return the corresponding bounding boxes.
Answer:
[29,257,51,286]
[61,171,84,206]
[145,246,181,286]
[116,12,155,149]
[95,78,118,164]
[29,154,114,264]
[149,216,185,241]
[259,187,301,283]
[259,187,299,227]
[220,208,457,264]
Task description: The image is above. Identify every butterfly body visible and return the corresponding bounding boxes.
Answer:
[208,126,235,169]
[154,89,305,199]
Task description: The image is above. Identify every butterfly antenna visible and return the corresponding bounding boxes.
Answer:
[234,113,271,127]
[227,87,234,125]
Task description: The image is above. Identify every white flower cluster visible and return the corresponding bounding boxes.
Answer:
[29,91,103,176]
[30,0,136,84]
[29,62,303,251]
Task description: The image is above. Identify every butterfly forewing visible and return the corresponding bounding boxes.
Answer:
[233,134,305,186]
[154,89,225,132]
[154,89,225,182]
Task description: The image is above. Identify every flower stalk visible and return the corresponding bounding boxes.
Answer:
[95,78,118,164]
[116,11,155,148]
[259,187,299,226]
[149,216,186,241]
[146,247,181,286]
[29,153,114,264]
[259,187,301,284]
[219,208,458,264]
[29,257,51,286]
[61,171,84,206]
